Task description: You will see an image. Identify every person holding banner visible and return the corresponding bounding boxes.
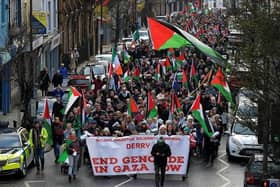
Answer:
[151,137,171,187]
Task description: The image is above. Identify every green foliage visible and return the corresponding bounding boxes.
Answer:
[233,2,280,100]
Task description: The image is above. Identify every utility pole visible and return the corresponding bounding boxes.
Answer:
[165,0,167,15]
[134,0,137,27]
[114,0,120,49]
[100,0,103,54]
[160,0,162,15]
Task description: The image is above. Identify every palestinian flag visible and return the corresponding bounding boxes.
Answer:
[58,139,72,164]
[43,99,53,145]
[211,68,234,105]
[182,70,188,89]
[147,17,226,66]
[147,92,157,118]
[170,92,181,113]
[148,18,191,50]
[112,48,123,75]
[190,61,198,86]
[154,63,161,81]
[160,57,172,72]
[128,97,138,116]
[64,86,81,115]
[123,70,131,82]
[174,93,182,111]
[175,51,185,67]
[133,67,140,81]
[190,94,214,138]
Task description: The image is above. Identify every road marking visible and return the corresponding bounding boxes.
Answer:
[24,180,45,187]
[216,152,231,187]
[114,177,133,187]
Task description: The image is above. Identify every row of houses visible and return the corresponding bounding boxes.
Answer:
[0,0,97,114]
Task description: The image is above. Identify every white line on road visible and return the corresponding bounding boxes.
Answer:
[24,180,45,187]
[216,152,231,187]
[114,177,133,187]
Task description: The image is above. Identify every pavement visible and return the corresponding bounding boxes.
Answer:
[0,43,112,127]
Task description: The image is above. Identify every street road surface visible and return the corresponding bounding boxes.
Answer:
[0,137,245,187]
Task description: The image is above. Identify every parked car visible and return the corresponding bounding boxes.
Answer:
[36,95,68,120]
[0,127,34,177]
[226,120,263,161]
[80,63,107,81]
[139,30,150,41]
[95,54,112,63]
[244,154,280,187]
[36,97,57,120]
[67,75,90,91]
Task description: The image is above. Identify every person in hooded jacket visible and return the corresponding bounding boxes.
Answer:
[151,137,171,187]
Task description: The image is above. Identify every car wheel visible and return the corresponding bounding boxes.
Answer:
[19,161,27,177]
[226,143,234,162]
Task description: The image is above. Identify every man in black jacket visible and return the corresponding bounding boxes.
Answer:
[151,137,171,187]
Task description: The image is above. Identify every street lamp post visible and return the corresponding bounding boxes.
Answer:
[100,0,103,54]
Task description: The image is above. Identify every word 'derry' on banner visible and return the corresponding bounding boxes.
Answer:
[86,135,190,176]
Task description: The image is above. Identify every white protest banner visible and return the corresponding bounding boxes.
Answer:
[86,135,190,176]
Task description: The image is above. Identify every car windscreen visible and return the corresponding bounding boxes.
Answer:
[236,102,257,119]
[95,56,111,62]
[139,31,148,36]
[83,67,91,75]
[37,99,55,114]
[233,122,255,135]
[0,135,21,148]
[92,65,105,75]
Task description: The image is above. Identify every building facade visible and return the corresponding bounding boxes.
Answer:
[59,0,95,69]
[0,0,11,114]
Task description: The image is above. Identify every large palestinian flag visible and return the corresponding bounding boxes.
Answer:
[147,17,226,66]
[43,99,53,145]
[190,94,214,138]
[64,86,81,115]
[211,69,234,105]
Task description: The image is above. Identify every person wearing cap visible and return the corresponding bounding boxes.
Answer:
[151,137,171,187]
[29,121,48,174]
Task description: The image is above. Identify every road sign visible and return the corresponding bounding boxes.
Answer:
[31,11,47,34]
[269,179,280,187]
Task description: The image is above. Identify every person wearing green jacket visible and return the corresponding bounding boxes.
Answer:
[29,121,48,173]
